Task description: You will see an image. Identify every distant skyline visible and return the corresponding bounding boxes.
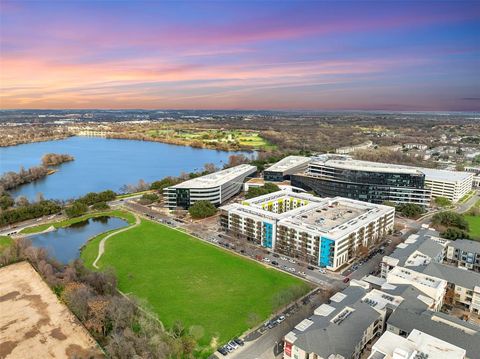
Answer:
[1,1,479,111]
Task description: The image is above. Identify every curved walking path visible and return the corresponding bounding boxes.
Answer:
[92,213,140,269]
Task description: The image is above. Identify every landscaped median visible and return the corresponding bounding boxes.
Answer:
[81,217,311,355]
[20,209,136,235]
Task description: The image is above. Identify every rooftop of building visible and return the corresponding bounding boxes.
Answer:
[279,197,393,239]
[369,329,466,359]
[416,262,480,290]
[382,229,447,267]
[223,190,393,240]
[447,238,480,253]
[387,266,446,290]
[286,283,381,358]
[168,164,256,189]
[308,156,472,182]
[264,155,310,173]
[387,301,480,358]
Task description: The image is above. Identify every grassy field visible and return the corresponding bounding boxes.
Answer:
[21,210,136,235]
[465,215,480,240]
[81,219,310,350]
[0,236,13,252]
[143,128,275,150]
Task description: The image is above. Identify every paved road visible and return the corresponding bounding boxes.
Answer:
[0,213,64,236]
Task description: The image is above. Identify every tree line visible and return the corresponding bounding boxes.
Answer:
[0,152,74,192]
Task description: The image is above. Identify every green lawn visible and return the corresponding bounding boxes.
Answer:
[21,210,136,235]
[81,219,310,349]
[0,236,13,252]
[465,215,480,240]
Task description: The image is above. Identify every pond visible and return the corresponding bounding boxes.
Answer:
[0,136,254,201]
[29,216,128,264]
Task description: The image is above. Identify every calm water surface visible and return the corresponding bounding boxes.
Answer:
[0,136,252,200]
[30,216,128,264]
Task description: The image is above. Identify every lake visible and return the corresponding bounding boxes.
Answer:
[0,136,253,200]
[30,216,128,264]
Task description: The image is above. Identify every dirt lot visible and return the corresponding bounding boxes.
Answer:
[0,262,103,359]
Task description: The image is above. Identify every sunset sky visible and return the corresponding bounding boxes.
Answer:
[1,1,479,111]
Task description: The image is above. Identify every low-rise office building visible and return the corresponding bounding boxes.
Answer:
[220,190,394,270]
[445,239,480,272]
[291,155,473,204]
[263,155,311,181]
[163,164,256,209]
[335,140,373,154]
[421,168,473,203]
[291,155,431,206]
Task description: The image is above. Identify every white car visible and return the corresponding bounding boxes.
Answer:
[280,256,288,261]
[288,259,296,264]
[289,267,296,272]
[277,315,285,323]
[318,269,326,274]
[263,258,271,263]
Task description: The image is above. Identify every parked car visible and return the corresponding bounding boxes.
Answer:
[307,265,315,270]
[288,259,296,264]
[318,268,326,274]
[229,341,238,349]
[272,261,279,266]
[299,271,306,276]
[343,277,350,283]
[233,338,244,346]
[263,258,271,263]
[273,253,280,258]
[218,347,228,356]
[277,315,285,323]
[280,256,288,261]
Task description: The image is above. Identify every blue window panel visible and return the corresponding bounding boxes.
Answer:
[319,236,334,267]
[263,222,273,248]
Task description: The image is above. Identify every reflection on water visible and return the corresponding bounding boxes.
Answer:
[30,216,128,264]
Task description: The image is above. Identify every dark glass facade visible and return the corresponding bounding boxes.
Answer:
[264,171,285,182]
[291,166,428,205]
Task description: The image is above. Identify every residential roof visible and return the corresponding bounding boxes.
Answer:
[169,164,256,189]
[417,262,480,290]
[264,155,310,173]
[448,239,480,253]
[387,303,480,358]
[370,329,466,359]
[288,285,381,358]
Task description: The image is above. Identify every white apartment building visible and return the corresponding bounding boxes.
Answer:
[220,190,394,270]
[163,164,256,209]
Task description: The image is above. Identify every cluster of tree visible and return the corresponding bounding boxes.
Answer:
[395,203,425,218]
[65,190,116,218]
[41,153,74,166]
[0,240,199,358]
[139,193,159,205]
[188,201,217,219]
[432,211,470,240]
[150,177,178,191]
[0,200,61,226]
[434,196,452,207]
[245,182,281,199]
[0,165,50,191]
[354,148,437,168]
[120,179,150,194]
[0,193,15,210]
[0,124,71,147]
